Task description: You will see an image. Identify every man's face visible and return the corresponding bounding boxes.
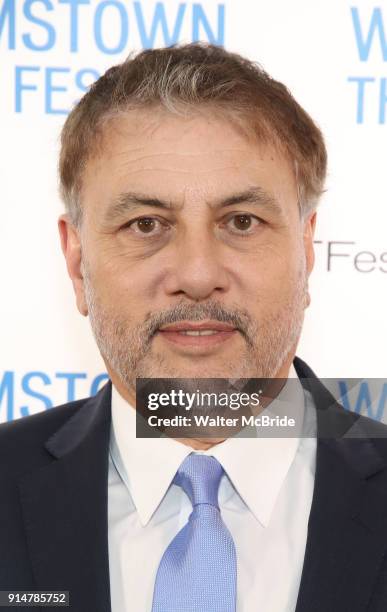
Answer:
[59,107,316,402]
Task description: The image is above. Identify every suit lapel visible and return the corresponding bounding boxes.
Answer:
[294,358,387,612]
[18,383,112,612]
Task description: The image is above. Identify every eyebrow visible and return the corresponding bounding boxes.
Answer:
[105,186,282,223]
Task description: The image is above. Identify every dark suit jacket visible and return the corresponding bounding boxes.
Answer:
[1,357,387,612]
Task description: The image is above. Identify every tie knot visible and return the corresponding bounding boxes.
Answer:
[173,454,224,509]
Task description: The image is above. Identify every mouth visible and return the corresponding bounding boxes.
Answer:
[156,321,238,349]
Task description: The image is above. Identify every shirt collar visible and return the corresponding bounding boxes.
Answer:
[110,390,192,526]
[110,364,306,527]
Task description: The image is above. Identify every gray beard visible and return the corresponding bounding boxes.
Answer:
[82,261,307,396]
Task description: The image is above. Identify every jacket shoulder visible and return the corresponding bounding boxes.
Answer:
[0,397,91,476]
[352,411,387,461]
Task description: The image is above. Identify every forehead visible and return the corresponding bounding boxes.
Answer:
[81,107,298,217]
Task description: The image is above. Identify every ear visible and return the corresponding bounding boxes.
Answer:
[58,214,88,316]
[303,211,317,277]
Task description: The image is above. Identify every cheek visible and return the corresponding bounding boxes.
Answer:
[90,255,156,312]
[239,244,305,303]
[245,239,302,278]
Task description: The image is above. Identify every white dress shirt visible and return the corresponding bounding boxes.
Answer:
[107,366,317,612]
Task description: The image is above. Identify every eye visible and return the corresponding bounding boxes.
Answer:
[124,216,167,236]
[122,213,262,238]
[225,213,262,234]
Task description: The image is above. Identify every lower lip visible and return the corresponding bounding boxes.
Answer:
[156,330,238,347]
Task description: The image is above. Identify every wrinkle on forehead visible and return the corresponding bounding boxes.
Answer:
[95,104,278,161]
[86,104,291,173]
[82,103,298,194]
[81,107,299,223]
[91,139,290,181]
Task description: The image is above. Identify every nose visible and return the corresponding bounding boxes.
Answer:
[163,229,230,301]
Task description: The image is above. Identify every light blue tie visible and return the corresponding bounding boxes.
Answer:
[151,453,237,612]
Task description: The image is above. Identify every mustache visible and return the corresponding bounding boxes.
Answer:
[141,300,254,345]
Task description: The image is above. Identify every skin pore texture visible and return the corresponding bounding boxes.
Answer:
[59,106,317,450]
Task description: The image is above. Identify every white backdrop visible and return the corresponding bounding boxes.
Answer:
[0,0,386,422]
